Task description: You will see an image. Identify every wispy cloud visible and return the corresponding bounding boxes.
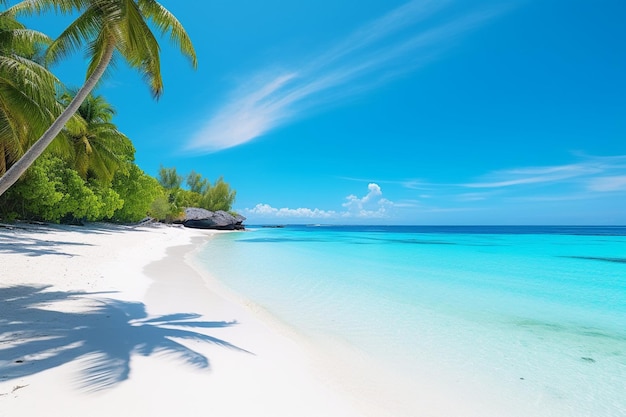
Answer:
[186,1,507,153]
[587,175,626,192]
[337,155,626,201]
[463,155,626,190]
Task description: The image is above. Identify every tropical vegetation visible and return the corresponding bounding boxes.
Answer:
[156,166,237,222]
[0,1,237,224]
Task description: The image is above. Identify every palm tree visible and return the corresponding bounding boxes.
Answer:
[0,0,196,196]
[60,91,134,184]
[0,6,60,176]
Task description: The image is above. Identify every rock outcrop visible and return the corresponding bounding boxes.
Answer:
[183,208,245,230]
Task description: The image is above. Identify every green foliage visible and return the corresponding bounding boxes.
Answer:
[186,170,208,194]
[201,176,237,212]
[175,189,195,210]
[149,195,175,222]
[110,164,164,222]
[158,165,182,190]
[89,179,124,220]
[0,154,105,222]
[0,154,62,220]
[158,166,237,215]
[0,157,239,224]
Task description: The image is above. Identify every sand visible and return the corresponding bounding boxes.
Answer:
[0,223,364,417]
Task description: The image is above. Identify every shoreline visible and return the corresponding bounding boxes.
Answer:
[184,233,434,417]
[185,231,511,417]
[0,224,363,417]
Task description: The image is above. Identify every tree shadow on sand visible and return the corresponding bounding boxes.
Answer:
[0,222,134,257]
[0,285,250,392]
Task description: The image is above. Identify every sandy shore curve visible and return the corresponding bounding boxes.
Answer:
[0,223,363,417]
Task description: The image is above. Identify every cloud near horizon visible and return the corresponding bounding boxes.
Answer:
[342,183,393,217]
[245,183,393,220]
[186,1,506,153]
[244,204,338,219]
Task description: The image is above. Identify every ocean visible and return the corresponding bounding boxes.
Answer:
[194,225,626,416]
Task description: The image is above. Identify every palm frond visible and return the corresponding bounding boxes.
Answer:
[0,56,60,119]
[116,0,163,97]
[6,0,87,18]
[138,0,196,68]
[46,5,102,65]
[0,94,27,149]
[3,28,51,58]
[0,76,56,134]
[0,88,38,168]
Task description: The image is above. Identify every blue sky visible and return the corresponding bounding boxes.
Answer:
[22,0,626,224]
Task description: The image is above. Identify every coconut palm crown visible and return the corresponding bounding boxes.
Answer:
[0,0,197,196]
[61,91,135,184]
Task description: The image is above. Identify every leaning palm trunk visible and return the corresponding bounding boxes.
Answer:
[0,42,114,196]
[0,0,196,197]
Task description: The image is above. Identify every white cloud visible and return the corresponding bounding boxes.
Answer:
[344,183,382,206]
[342,183,393,218]
[244,183,395,220]
[186,1,505,153]
[246,203,336,218]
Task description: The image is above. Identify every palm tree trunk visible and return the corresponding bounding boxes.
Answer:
[0,142,6,176]
[0,41,116,197]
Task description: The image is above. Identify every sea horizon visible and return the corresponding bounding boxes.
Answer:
[250,224,626,234]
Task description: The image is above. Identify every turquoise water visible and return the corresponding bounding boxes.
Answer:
[195,226,626,416]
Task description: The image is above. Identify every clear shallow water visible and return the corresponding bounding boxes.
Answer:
[196,226,626,416]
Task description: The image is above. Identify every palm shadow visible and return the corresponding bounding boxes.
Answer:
[0,222,130,257]
[0,285,250,392]
[0,233,93,257]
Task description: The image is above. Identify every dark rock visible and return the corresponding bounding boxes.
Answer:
[184,219,234,230]
[183,208,246,230]
[184,208,213,221]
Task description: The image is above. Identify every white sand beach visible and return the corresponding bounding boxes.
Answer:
[0,223,364,417]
